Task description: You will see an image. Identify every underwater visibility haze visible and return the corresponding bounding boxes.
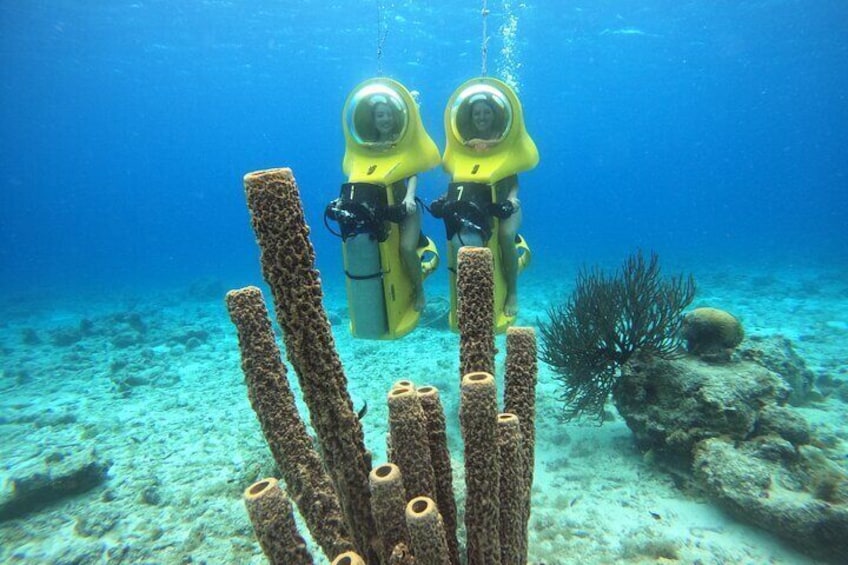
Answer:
[1,1,847,564]
[1,0,846,294]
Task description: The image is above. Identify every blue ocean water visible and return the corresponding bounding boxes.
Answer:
[2,4,847,563]
[1,1,845,299]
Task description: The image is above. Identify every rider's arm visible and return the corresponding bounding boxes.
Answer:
[403,175,418,213]
[502,175,520,210]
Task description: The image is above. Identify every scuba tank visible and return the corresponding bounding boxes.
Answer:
[325,182,391,338]
[327,78,441,339]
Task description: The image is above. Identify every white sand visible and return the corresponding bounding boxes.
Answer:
[0,259,845,564]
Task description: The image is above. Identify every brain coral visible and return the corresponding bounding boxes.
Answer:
[681,307,744,358]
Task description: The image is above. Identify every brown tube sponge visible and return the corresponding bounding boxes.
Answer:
[368,463,413,565]
[503,325,538,539]
[497,413,527,565]
[416,386,460,565]
[460,372,501,565]
[386,380,414,464]
[457,247,495,378]
[243,478,314,565]
[242,168,377,560]
[405,496,452,565]
[226,286,353,559]
[331,551,367,565]
[387,386,437,501]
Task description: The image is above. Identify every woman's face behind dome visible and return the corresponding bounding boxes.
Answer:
[373,102,396,140]
[471,100,495,138]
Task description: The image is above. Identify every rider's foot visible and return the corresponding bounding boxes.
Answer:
[413,286,426,312]
[504,292,518,317]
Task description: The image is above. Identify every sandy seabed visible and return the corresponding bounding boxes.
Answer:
[1,258,846,564]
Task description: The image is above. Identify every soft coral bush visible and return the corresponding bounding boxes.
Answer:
[540,250,696,423]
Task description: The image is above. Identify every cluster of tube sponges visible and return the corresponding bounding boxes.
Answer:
[226,168,538,564]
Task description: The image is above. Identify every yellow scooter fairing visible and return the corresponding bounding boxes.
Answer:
[368,232,440,338]
[446,218,532,334]
[343,78,441,185]
[340,78,441,340]
[442,78,538,333]
[442,77,539,184]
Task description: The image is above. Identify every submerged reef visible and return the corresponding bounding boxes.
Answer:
[227,168,539,564]
[615,353,848,561]
[539,256,845,562]
[740,334,817,405]
[614,355,790,468]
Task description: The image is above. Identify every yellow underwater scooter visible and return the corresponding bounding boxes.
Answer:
[436,77,539,333]
[325,78,441,339]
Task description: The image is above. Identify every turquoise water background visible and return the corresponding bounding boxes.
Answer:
[1,1,845,295]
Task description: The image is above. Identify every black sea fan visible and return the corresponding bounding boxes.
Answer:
[539,250,696,423]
